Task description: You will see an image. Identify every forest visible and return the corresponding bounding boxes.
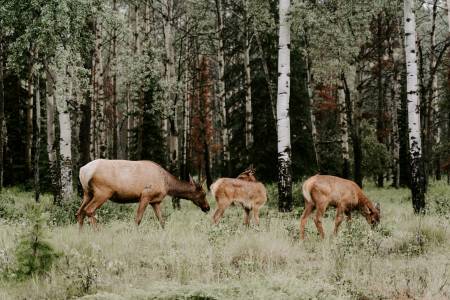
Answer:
[1,0,450,299]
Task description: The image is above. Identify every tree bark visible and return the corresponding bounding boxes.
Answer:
[0,39,4,191]
[56,64,73,201]
[214,0,230,176]
[26,66,34,178]
[277,0,292,212]
[390,49,401,188]
[338,78,350,179]
[112,0,118,159]
[243,3,253,152]
[34,75,40,202]
[46,66,60,203]
[404,0,426,213]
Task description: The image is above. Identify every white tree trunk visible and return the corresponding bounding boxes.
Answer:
[276,0,292,212]
[53,51,73,201]
[404,0,425,212]
[338,82,350,177]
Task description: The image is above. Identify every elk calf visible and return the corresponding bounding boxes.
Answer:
[211,167,266,225]
[300,175,380,239]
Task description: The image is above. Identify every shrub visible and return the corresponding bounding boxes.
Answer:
[14,203,60,279]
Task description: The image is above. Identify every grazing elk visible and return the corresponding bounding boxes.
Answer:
[300,175,380,239]
[211,167,267,225]
[77,159,210,229]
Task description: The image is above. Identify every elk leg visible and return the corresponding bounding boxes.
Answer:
[300,201,315,240]
[252,206,260,225]
[345,211,352,222]
[333,209,345,236]
[313,205,326,239]
[76,191,92,230]
[135,197,150,226]
[212,201,230,225]
[84,192,111,230]
[243,207,251,226]
[151,202,164,228]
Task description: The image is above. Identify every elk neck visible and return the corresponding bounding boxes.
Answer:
[165,174,197,199]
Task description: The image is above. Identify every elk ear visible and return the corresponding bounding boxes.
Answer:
[189,174,195,185]
[200,176,207,187]
[375,202,381,213]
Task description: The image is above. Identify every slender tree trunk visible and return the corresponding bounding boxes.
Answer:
[56,64,73,201]
[163,0,178,167]
[112,0,118,159]
[215,0,230,176]
[338,78,350,179]
[26,67,34,178]
[46,66,60,203]
[404,0,426,213]
[243,4,253,152]
[95,19,106,159]
[0,40,4,191]
[376,20,385,187]
[390,55,401,188]
[277,0,292,212]
[305,37,320,171]
[34,75,40,202]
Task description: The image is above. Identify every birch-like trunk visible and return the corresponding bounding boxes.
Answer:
[276,0,292,212]
[215,0,230,175]
[404,0,426,213]
[34,75,40,202]
[338,80,350,179]
[55,62,73,201]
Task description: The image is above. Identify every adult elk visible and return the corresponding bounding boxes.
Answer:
[300,175,380,239]
[211,166,267,225]
[77,159,210,229]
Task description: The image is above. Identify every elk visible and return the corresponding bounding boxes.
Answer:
[211,166,267,225]
[300,174,380,239]
[77,159,210,229]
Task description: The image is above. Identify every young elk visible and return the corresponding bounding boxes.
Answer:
[300,175,380,239]
[77,159,210,229]
[210,167,267,225]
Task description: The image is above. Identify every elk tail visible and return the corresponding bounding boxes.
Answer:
[302,180,313,203]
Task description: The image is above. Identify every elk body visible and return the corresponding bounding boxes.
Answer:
[211,167,267,225]
[300,175,380,239]
[77,159,210,229]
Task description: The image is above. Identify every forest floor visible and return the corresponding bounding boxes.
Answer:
[0,181,450,299]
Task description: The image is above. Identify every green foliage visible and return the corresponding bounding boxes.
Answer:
[361,121,392,178]
[14,203,60,279]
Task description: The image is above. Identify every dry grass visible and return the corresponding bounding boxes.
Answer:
[0,181,449,299]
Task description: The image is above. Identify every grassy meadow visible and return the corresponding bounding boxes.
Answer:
[0,181,449,299]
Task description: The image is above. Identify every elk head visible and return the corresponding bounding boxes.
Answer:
[189,175,210,213]
[362,202,381,226]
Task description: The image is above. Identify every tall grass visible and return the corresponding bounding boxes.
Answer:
[0,182,449,299]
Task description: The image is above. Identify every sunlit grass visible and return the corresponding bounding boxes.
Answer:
[0,181,449,299]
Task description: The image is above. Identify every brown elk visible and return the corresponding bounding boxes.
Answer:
[211,166,267,225]
[299,175,380,239]
[77,159,210,229]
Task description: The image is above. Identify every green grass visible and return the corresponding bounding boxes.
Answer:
[1,181,450,299]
